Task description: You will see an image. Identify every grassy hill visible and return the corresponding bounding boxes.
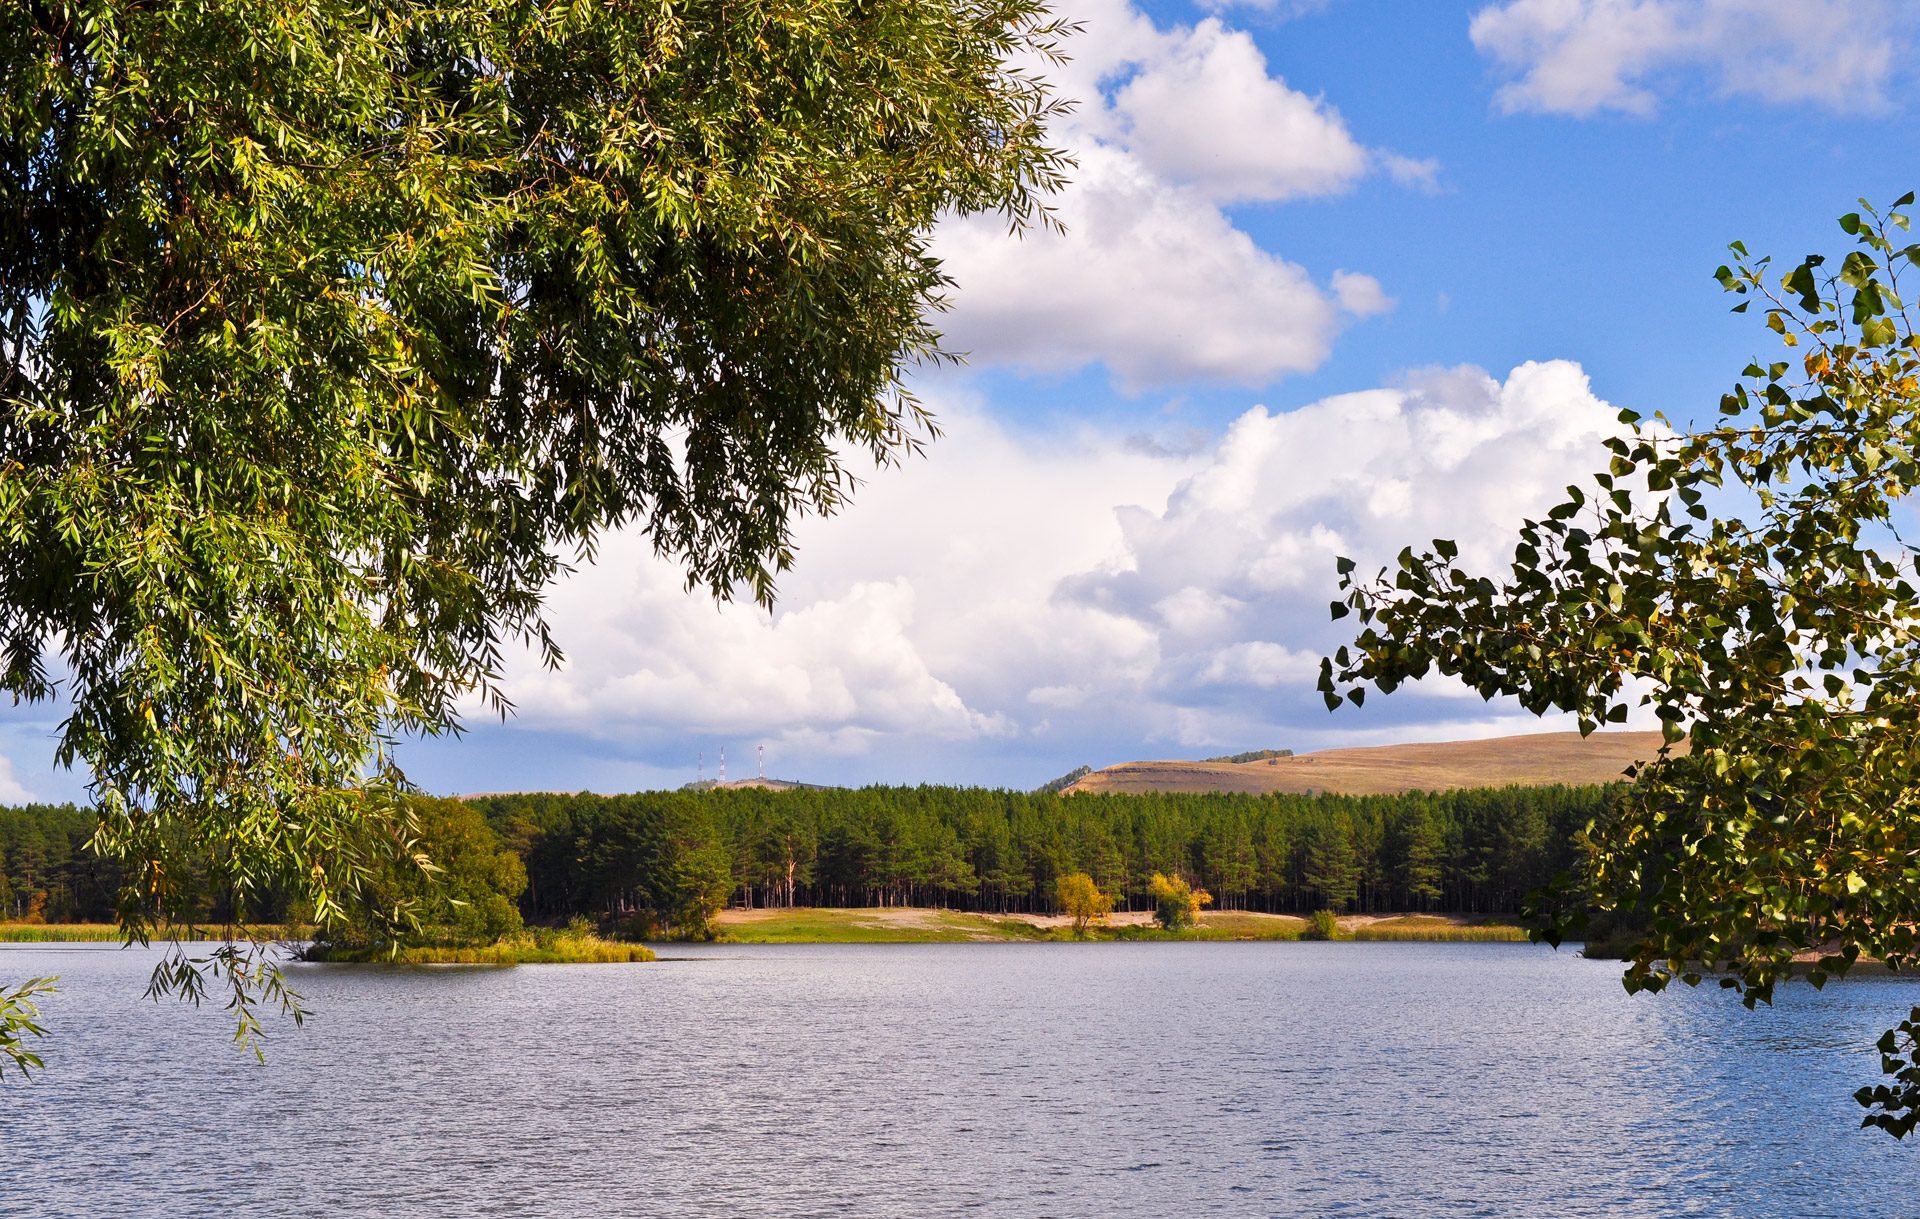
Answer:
[1063,730,1677,797]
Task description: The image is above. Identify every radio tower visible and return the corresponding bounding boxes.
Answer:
[719,745,726,784]
[758,744,764,779]
[698,751,703,784]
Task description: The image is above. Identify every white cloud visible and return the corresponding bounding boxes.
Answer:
[932,0,1433,390]
[1379,153,1443,191]
[1111,19,1369,203]
[933,145,1344,390]
[0,751,33,804]
[493,392,1191,756]
[492,362,1631,766]
[503,564,1009,750]
[1470,0,1903,117]
[1200,641,1320,689]
[1330,270,1394,316]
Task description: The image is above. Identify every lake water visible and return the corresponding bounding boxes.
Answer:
[4,940,1920,1217]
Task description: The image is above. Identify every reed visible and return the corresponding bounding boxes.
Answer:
[304,928,656,964]
[0,923,313,943]
[1351,922,1528,942]
[0,924,121,942]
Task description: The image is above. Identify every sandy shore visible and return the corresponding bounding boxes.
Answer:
[713,907,1512,938]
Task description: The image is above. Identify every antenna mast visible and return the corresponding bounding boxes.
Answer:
[698,751,703,784]
[759,744,764,779]
[719,745,726,784]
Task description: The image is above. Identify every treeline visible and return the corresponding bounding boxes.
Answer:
[0,784,1620,934]
[0,804,118,923]
[470,783,1617,929]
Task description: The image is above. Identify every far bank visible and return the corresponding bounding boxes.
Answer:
[709,907,1529,944]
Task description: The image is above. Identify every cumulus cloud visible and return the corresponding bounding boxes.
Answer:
[1064,362,1624,690]
[932,0,1432,390]
[493,393,1191,758]
[1110,19,1369,203]
[504,562,1008,751]
[487,362,1630,773]
[1470,0,1904,117]
[933,145,1344,390]
[0,752,31,804]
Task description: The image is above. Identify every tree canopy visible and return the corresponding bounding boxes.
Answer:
[0,0,1070,1058]
[1324,195,1920,1136]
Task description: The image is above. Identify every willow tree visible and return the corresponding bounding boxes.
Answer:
[1324,196,1920,1136]
[0,0,1070,1070]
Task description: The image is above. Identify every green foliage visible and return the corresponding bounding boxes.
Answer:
[1054,871,1113,935]
[0,0,1070,1038]
[1859,1006,1920,1137]
[317,795,525,953]
[1303,815,1359,911]
[1147,871,1209,931]
[1202,749,1293,763]
[487,791,735,938]
[0,976,55,1079]
[472,782,1614,923]
[1326,194,1920,1136]
[1304,909,1339,940]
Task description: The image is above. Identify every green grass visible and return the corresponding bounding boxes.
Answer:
[717,908,1043,943]
[1350,917,1529,942]
[304,928,656,964]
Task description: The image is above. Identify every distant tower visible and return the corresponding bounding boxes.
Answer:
[719,745,726,783]
[758,744,764,779]
[698,751,703,784]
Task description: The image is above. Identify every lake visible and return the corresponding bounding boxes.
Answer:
[4,940,1918,1217]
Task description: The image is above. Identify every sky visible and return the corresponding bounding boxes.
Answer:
[8,0,1920,802]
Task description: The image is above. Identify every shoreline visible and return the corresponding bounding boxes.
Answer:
[0,912,1532,947]
[707,907,1531,944]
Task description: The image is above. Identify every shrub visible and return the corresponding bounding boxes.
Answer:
[1147,872,1211,931]
[1304,909,1340,940]
[1055,872,1114,936]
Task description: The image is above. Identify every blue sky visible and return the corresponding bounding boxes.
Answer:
[6,0,1918,803]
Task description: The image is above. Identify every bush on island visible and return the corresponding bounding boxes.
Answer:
[311,795,526,956]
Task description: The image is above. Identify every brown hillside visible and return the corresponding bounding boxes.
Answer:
[1063,730,1678,797]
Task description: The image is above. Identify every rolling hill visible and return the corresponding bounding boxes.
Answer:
[1061,730,1677,797]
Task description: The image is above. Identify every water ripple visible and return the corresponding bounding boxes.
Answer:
[4,941,1919,1217]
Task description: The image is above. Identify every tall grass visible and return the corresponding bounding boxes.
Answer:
[303,924,655,964]
[1351,923,1528,942]
[0,924,122,942]
[0,924,312,943]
